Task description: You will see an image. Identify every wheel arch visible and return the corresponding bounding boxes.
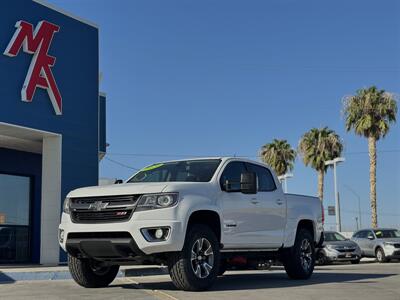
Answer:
[296,219,316,242]
[186,210,222,243]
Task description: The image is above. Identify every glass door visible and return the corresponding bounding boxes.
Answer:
[0,174,31,263]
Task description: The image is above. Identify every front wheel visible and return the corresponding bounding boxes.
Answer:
[168,224,220,291]
[282,228,315,279]
[376,248,388,263]
[68,255,119,288]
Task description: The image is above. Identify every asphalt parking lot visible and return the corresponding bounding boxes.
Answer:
[1,262,399,300]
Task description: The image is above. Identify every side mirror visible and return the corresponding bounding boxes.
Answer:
[240,172,257,194]
[367,235,374,240]
[115,179,123,184]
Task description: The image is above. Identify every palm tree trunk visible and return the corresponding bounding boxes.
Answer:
[318,170,324,202]
[368,136,378,228]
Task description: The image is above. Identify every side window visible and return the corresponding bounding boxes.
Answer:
[246,163,276,192]
[367,231,375,239]
[358,231,368,239]
[220,162,247,192]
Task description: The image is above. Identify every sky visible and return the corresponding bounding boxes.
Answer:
[49,0,400,231]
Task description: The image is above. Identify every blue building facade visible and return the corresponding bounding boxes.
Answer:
[0,0,105,264]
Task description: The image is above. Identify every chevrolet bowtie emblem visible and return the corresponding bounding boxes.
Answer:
[88,201,109,211]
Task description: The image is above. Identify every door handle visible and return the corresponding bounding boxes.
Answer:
[276,199,283,205]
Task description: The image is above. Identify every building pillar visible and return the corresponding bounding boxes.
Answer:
[40,135,62,264]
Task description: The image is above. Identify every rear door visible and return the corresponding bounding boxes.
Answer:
[245,163,286,247]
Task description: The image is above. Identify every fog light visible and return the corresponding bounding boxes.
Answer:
[141,227,170,242]
[155,228,164,239]
[59,229,65,243]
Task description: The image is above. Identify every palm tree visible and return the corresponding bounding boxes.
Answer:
[343,86,397,228]
[298,127,343,202]
[260,139,296,176]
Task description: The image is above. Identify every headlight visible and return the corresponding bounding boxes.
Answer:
[136,193,178,211]
[384,242,394,248]
[326,245,337,251]
[63,197,71,214]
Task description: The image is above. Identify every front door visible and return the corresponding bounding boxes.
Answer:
[0,173,31,263]
[219,161,268,248]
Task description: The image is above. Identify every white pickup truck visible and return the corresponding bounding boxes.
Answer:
[59,157,324,291]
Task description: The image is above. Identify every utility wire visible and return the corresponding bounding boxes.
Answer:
[106,149,400,158]
[104,157,140,171]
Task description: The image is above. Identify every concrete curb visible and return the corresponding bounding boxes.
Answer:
[0,266,168,283]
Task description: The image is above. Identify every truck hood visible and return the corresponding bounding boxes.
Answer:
[67,182,168,198]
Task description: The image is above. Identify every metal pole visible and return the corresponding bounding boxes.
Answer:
[355,217,359,231]
[333,162,341,232]
[358,197,362,229]
[284,178,288,193]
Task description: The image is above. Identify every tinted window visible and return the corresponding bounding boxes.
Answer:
[246,163,276,192]
[374,229,400,238]
[220,162,247,192]
[128,159,221,183]
[325,232,347,242]
[357,231,369,239]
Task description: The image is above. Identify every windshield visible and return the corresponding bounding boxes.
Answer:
[374,230,400,239]
[324,232,347,242]
[128,159,221,183]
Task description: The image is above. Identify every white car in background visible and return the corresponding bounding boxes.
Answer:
[351,228,400,263]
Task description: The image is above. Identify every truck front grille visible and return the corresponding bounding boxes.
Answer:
[70,195,140,224]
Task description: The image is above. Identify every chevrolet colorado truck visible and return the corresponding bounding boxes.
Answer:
[59,157,324,291]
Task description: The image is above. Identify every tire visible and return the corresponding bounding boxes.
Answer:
[317,251,327,265]
[218,259,227,276]
[168,224,220,291]
[376,248,388,263]
[282,228,315,279]
[351,259,360,264]
[68,255,120,288]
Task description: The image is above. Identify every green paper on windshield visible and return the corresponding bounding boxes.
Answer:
[142,163,164,172]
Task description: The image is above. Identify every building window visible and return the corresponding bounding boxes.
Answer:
[0,174,31,263]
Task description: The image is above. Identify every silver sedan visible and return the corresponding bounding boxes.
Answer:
[351,228,400,263]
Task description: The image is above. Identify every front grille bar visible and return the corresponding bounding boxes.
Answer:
[69,194,141,224]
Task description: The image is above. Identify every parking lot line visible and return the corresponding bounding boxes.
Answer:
[124,277,179,300]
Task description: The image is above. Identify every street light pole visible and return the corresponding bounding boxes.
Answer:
[325,157,345,232]
[278,173,293,193]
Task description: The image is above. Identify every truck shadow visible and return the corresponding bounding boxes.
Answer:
[118,271,397,292]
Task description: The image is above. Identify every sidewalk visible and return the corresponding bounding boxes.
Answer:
[0,265,168,283]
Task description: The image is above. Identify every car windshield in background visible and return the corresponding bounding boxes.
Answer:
[324,232,347,242]
[374,229,400,238]
[128,159,221,183]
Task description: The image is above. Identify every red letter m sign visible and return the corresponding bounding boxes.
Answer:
[4,20,62,115]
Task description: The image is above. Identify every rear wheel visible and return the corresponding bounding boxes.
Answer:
[282,228,315,279]
[168,224,220,291]
[68,255,119,288]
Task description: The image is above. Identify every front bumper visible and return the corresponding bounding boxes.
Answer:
[59,212,185,256]
[321,248,362,262]
[383,246,400,258]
